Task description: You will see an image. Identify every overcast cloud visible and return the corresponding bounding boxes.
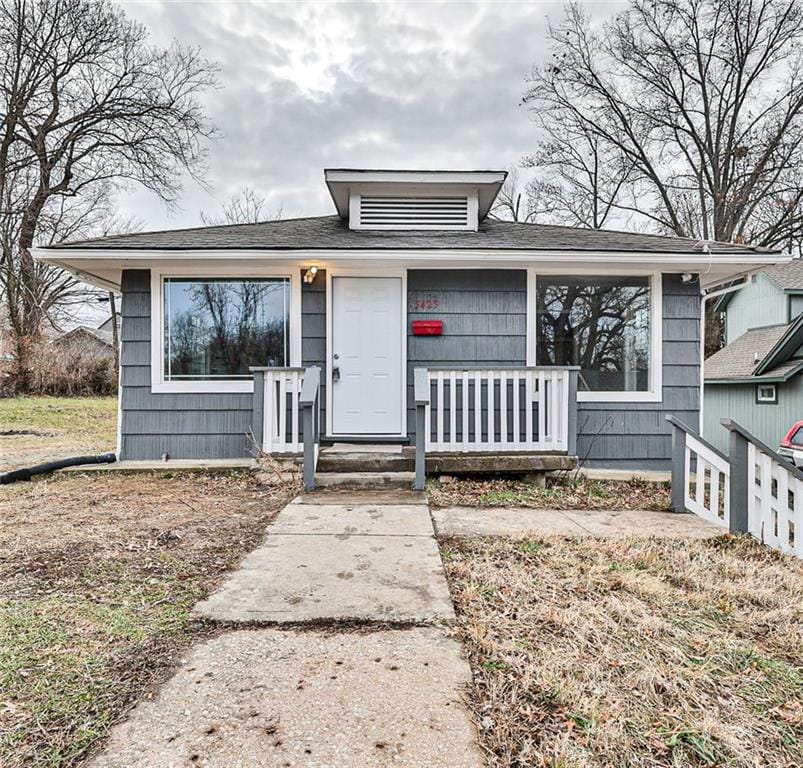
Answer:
[114,0,621,230]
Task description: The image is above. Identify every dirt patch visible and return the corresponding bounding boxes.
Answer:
[429,476,670,511]
[0,470,295,768]
[442,534,803,767]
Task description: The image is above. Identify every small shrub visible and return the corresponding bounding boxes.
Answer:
[1,338,117,396]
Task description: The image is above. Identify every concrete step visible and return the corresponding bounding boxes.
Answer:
[313,471,416,490]
[317,452,415,473]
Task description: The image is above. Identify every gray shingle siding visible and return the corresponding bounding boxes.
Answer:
[302,269,327,431]
[405,271,701,470]
[574,275,701,469]
[120,268,700,470]
[406,269,526,436]
[119,268,324,460]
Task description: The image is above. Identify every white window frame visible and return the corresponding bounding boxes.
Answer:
[150,266,302,394]
[756,383,777,404]
[526,269,663,403]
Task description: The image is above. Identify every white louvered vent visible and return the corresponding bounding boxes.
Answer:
[355,195,472,230]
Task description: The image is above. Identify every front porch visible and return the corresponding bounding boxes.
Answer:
[250,364,580,490]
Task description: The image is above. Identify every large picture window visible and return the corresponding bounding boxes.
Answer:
[163,277,290,381]
[535,275,652,393]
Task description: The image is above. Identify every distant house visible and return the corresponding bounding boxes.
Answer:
[705,265,803,453]
[716,260,803,344]
[32,167,782,470]
[52,321,115,361]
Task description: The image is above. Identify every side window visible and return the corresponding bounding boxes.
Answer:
[756,383,777,404]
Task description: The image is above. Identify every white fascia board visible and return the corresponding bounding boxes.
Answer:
[324,170,507,185]
[32,246,787,266]
[30,246,787,294]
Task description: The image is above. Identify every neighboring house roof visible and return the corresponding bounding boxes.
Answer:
[705,316,803,383]
[43,215,778,254]
[714,258,803,313]
[97,315,120,334]
[54,326,114,347]
[763,259,803,291]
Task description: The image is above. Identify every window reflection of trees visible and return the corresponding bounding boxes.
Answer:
[536,278,650,392]
[165,279,289,379]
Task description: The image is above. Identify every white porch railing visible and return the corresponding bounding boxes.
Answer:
[422,367,579,453]
[747,440,803,557]
[250,367,305,454]
[414,366,579,490]
[668,416,803,558]
[250,366,321,490]
[683,432,730,528]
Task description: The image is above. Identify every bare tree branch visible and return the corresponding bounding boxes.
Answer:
[0,0,218,388]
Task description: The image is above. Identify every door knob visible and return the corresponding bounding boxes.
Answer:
[333,366,340,382]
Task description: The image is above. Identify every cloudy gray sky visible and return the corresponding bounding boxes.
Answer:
[115,0,621,230]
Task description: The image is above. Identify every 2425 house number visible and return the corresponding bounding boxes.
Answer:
[412,296,440,311]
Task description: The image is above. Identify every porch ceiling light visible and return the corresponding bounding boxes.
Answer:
[303,266,318,284]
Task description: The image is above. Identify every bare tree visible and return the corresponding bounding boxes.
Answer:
[523,123,636,229]
[490,170,540,223]
[524,0,803,246]
[200,186,282,226]
[0,0,218,387]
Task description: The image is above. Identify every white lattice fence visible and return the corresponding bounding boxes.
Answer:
[747,443,803,557]
[684,433,730,529]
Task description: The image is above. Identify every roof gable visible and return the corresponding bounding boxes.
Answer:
[754,312,803,376]
[706,314,803,382]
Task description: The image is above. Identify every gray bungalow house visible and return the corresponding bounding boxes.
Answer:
[33,169,783,472]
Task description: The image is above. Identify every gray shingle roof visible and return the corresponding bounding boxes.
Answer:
[45,215,780,254]
[705,324,799,381]
[762,259,803,290]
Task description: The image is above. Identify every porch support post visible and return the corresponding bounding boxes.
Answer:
[724,419,750,534]
[414,367,429,491]
[302,402,315,491]
[301,366,321,492]
[669,419,686,513]
[567,368,579,456]
[250,368,266,455]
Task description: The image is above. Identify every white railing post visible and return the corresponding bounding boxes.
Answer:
[300,366,321,491]
[414,367,429,490]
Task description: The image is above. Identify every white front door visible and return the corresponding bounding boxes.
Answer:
[331,276,403,435]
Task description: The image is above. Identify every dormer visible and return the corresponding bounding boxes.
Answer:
[324,169,507,231]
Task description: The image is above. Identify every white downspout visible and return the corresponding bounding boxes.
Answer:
[699,278,749,438]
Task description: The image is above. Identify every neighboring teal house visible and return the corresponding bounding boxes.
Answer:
[705,261,803,453]
[718,261,803,343]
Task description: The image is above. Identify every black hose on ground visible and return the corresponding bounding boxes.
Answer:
[0,453,117,485]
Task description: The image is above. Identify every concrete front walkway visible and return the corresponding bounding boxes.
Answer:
[432,505,721,538]
[195,491,454,624]
[89,489,483,768]
[89,628,480,768]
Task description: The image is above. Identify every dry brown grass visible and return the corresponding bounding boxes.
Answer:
[429,476,670,511]
[442,534,803,768]
[0,470,294,768]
